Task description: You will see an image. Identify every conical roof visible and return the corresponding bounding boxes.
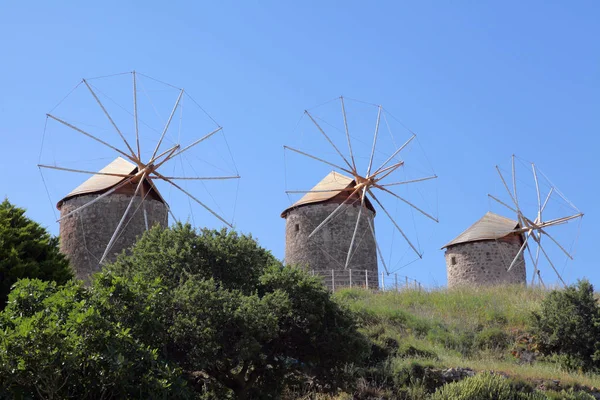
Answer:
[57,157,165,209]
[442,211,520,249]
[281,171,374,217]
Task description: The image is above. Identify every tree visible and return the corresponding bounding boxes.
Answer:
[0,199,72,308]
[103,223,370,398]
[0,278,193,399]
[0,224,369,399]
[532,279,600,371]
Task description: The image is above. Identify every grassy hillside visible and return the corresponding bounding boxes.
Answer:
[302,285,600,399]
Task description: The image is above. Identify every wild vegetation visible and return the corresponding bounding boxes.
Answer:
[0,205,600,398]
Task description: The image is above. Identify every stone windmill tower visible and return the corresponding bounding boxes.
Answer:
[39,72,240,283]
[57,157,168,282]
[442,212,526,288]
[281,171,379,289]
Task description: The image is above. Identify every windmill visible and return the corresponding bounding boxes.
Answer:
[488,155,583,287]
[38,72,239,281]
[282,97,438,289]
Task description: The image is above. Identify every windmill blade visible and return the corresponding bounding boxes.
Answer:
[495,166,519,209]
[83,79,137,159]
[526,240,541,287]
[156,175,240,181]
[512,155,519,210]
[166,127,223,160]
[367,217,390,275]
[307,186,362,239]
[284,145,355,176]
[488,194,518,214]
[305,110,354,172]
[133,71,141,160]
[368,189,422,258]
[532,163,542,222]
[373,134,416,176]
[538,227,575,260]
[154,171,233,228]
[375,186,438,222]
[47,114,138,164]
[56,175,136,222]
[540,187,554,216]
[345,188,366,269]
[366,106,382,176]
[381,175,437,187]
[372,161,404,181]
[286,188,350,194]
[151,88,184,160]
[507,229,531,272]
[340,97,357,171]
[99,173,146,264]
[38,164,132,178]
[149,144,180,165]
[531,232,567,287]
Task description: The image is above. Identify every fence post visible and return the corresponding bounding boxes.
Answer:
[349,269,352,288]
[395,274,398,292]
[331,269,335,292]
[365,269,368,289]
[405,276,408,288]
[381,271,385,291]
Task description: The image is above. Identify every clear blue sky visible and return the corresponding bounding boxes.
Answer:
[1,1,598,288]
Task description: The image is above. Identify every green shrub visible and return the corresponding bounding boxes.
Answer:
[545,389,595,400]
[430,372,545,400]
[475,327,511,352]
[531,279,600,371]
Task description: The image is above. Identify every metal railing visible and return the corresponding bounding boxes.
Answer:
[312,269,422,292]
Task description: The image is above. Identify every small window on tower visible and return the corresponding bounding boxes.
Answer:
[451,256,457,266]
[295,224,300,232]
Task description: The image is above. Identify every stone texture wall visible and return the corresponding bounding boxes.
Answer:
[445,240,526,288]
[59,194,168,283]
[284,202,379,290]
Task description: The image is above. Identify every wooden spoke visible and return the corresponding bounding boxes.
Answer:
[367,217,390,275]
[149,144,180,165]
[166,127,223,161]
[38,164,131,178]
[531,232,567,287]
[381,175,437,187]
[496,166,519,209]
[151,89,184,160]
[373,134,415,176]
[376,186,438,223]
[133,71,141,160]
[155,175,240,181]
[488,194,518,214]
[340,97,357,171]
[47,114,138,164]
[284,145,355,176]
[532,163,541,222]
[366,105,382,176]
[345,188,367,269]
[368,189,422,258]
[538,227,575,260]
[372,161,404,181]
[305,110,354,172]
[154,171,232,228]
[83,79,137,159]
[512,155,519,210]
[99,173,146,264]
[308,186,362,239]
[507,229,532,272]
[541,187,554,215]
[286,188,350,194]
[56,175,136,222]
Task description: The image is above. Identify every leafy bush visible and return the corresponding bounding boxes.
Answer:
[475,327,511,352]
[0,279,192,399]
[0,199,72,308]
[531,279,600,371]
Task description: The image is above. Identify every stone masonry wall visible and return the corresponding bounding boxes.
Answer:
[445,240,526,288]
[284,202,379,290]
[59,194,168,283]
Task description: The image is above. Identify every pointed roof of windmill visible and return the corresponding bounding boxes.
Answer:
[57,157,165,209]
[442,211,521,249]
[281,171,375,217]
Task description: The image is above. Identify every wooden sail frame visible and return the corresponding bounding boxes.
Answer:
[39,71,240,265]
